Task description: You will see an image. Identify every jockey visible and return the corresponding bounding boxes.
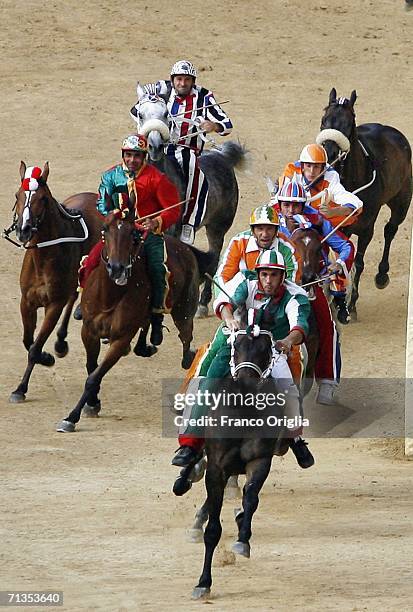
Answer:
[273,177,352,405]
[216,204,301,286]
[75,134,180,346]
[276,176,355,325]
[138,59,233,245]
[172,250,314,470]
[278,143,363,228]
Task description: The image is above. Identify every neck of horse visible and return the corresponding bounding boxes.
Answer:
[342,124,369,191]
[33,192,67,243]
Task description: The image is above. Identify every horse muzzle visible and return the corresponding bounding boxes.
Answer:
[16,222,36,244]
[106,260,128,284]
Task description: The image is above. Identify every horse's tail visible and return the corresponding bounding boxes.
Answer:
[217,141,250,172]
[188,247,218,281]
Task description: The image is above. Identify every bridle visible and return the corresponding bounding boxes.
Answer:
[101,219,146,285]
[228,328,282,380]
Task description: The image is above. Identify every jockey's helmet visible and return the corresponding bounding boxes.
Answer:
[121,134,148,154]
[170,60,197,79]
[255,250,286,272]
[249,205,279,227]
[277,177,307,204]
[299,143,328,165]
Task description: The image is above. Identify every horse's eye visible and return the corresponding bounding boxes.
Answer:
[139,112,143,120]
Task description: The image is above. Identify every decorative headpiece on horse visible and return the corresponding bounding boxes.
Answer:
[22,166,42,192]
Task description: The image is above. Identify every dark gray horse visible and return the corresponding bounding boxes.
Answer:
[318,88,412,317]
[130,86,248,317]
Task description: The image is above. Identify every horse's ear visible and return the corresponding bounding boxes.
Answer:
[19,161,26,180]
[349,90,357,107]
[136,81,145,99]
[329,88,337,105]
[41,161,49,183]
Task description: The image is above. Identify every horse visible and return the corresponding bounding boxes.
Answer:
[186,311,290,600]
[7,161,102,403]
[318,88,412,317]
[56,205,214,433]
[130,86,248,317]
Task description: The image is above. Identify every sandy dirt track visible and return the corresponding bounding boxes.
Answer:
[1,1,412,610]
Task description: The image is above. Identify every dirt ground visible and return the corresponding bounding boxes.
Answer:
[1,1,412,610]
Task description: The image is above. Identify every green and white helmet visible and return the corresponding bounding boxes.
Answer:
[249,205,280,227]
[255,249,286,272]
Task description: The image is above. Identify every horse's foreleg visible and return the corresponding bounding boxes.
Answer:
[81,324,102,417]
[21,298,37,352]
[233,456,272,558]
[10,301,65,403]
[192,464,227,600]
[376,191,412,289]
[54,293,77,358]
[174,318,195,369]
[56,336,130,432]
[349,222,376,316]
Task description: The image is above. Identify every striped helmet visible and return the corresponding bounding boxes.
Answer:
[255,250,286,272]
[277,177,307,203]
[171,60,197,79]
[121,134,148,153]
[299,143,328,165]
[249,205,279,227]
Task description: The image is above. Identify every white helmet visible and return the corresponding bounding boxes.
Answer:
[170,60,197,79]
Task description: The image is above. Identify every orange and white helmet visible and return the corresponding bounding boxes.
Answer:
[299,143,328,165]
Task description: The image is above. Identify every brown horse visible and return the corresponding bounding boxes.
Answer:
[286,221,324,397]
[319,88,412,316]
[8,161,102,403]
[56,206,214,432]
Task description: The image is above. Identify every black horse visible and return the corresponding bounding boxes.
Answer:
[189,313,291,600]
[318,88,412,316]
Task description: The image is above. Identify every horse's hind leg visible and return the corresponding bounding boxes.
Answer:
[54,293,77,358]
[174,317,195,369]
[188,498,209,543]
[192,464,227,600]
[376,187,412,289]
[10,301,64,403]
[233,456,272,558]
[197,223,226,318]
[133,324,157,358]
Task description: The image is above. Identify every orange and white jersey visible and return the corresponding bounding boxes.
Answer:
[280,161,363,228]
[216,229,302,286]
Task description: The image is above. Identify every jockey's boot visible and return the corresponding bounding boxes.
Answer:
[172,445,201,467]
[150,313,164,346]
[333,294,351,325]
[316,381,337,405]
[289,437,315,469]
[73,303,83,320]
[180,224,195,245]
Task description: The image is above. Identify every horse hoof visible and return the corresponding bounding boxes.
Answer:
[54,340,69,358]
[181,349,196,370]
[39,352,55,367]
[191,586,211,600]
[195,304,209,319]
[83,402,101,418]
[56,419,75,433]
[133,344,158,358]
[232,540,250,558]
[187,528,204,543]
[9,391,26,403]
[173,475,192,497]
[375,273,390,289]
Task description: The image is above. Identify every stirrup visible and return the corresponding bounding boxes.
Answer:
[180,224,195,245]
